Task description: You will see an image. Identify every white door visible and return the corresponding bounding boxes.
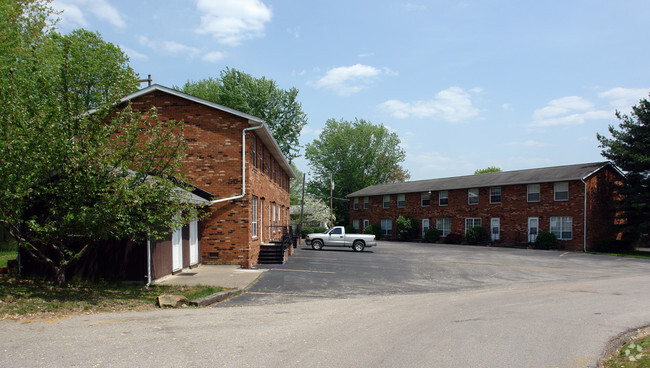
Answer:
[189,220,198,265]
[172,227,183,271]
[528,217,539,243]
[491,218,500,241]
[422,219,430,239]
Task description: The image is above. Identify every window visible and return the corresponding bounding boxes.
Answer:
[260,145,265,172]
[363,219,370,229]
[354,198,359,210]
[468,188,479,205]
[554,182,569,201]
[490,187,501,204]
[397,194,405,208]
[383,195,390,208]
[436,218,451,237]
[421,192,430,206]
[439,191,448,206]
[422,219,429,239]
[363,197,369,209]
[252,136,257,168]
[550,216,572,240]
[272,202,276,231]
[527,184,540,202]
[465,218,482,234]
[331,227,342,235]
[252,196,258,237]
[353,219,359,231]
[381,219,392,236]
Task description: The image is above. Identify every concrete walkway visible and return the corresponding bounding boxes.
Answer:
[152,265,266,289]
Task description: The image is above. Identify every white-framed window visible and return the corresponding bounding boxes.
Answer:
[252,196,258,237]
[422,218,429,238]
[353,219,359,231]
[550,216,572,240]
[383,195,390,208]
[436,218,451,237]
[277,204,280,228]
[363,219,370,229]
[421,192,430,206]
[439,191,448,206]
[490,187,501,204]
[397,194,405,208]
[554,182,569,201]
[465,218,482,234]
[468,188,479,205]
[353,198,359,210]
[527,184,540,202]
[381,219,392,236]
[252,136,257,168]
[363,197,369,209]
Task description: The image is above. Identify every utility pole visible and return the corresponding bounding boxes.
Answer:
[330,172,334,227]
[299,173,305,234]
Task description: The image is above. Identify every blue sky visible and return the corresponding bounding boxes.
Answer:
[51,0,650,181]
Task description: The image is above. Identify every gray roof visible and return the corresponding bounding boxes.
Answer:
[347,162,620,198]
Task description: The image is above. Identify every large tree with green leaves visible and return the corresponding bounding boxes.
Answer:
[305,118,410,224]
[474,166,501,174]
[178,68,307,161]
[597,95,650,236]
[0,0,203,285]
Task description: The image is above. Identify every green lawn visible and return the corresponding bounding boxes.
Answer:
[604,334,650,367]
[0,240,17,268]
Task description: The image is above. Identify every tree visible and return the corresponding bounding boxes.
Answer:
[178,68,308,161]
[305,118,410,224]
[0,1,203,285]
[290,196,333,227]
[474,166,502,174]
[289,162,304,205]
[597,95,650,235]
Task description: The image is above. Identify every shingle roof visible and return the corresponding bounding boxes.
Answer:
[347,162,620,198]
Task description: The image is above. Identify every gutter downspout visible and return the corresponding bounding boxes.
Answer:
[209,125,264,205]
[581,178,587,252]
[146,236,152,287]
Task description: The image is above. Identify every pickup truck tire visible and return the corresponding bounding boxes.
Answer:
[311,239,324,250]
[352,240,365,252]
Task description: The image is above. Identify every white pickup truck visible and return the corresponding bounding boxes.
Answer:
[305,226,377,252]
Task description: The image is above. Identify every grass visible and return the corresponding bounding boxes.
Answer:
[0,239,17,268]
[590,249,650,259]
[0,277,223,320]
[604,335,650,367]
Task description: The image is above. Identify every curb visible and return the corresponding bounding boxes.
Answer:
[190,288,244,306]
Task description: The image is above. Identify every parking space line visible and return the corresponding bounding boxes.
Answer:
[269,268,336,274]
[560,252,570,257]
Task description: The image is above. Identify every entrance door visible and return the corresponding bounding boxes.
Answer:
[172,227,183,271]
[528,217,539,243]
[189,220,198,265]
[422,219,430,239]
[490,218,500,241]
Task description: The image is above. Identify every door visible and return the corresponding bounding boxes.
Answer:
[528,217,539,243]
[189,220,199,265]
[328,227,345,246]
[422,219,430,239]
[491,218,500,241]
[172,227,183,271]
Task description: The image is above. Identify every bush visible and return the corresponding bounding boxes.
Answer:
[466,226,488,245]
[535,231,558,250]
[345,225,356,234]
[363,224,382,240]
[592,231,639,253]
[396,215,419,241]
[424,228,440,243]
[443,232,462,244]
[301,226,327,238]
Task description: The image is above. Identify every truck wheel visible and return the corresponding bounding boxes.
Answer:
[311,239,323,250]
[352,240,365,252]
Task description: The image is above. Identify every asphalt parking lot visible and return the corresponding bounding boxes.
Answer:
[220,240,650,307]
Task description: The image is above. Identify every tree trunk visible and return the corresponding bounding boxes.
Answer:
[54,267,66,287]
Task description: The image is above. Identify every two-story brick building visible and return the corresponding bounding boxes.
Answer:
[347,162,624,251]
[121,85,295,271]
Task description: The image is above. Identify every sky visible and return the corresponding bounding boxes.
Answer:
[51,0,650,181]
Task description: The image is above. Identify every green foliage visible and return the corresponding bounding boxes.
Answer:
[598,95,650,235]
[466,226,488,245]
[290,196,332,227]
[474,166,502,174]
[178,67,307,161]
[305,118,410,225]
[396,215,418,241]
[534,231,559,249]
[363,224,382,240]
[424,228,440,243]
[289,162,304,205]
[345,225,356,234]
[444,232,463,244]
[592,231,639,253]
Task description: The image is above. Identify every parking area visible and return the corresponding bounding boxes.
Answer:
[220,240,650,307]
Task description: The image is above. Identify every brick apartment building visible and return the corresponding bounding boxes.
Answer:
[347,162,624,251]
[120,85,295,271]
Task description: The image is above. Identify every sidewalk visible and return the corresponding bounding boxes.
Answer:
[152,265,266,290]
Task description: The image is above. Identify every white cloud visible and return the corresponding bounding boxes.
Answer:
[598,87,649,110]
[314,64,387,96]
[119,45,148,61]
[202,51,225,62]
[530,96,611,127]
[505,140,546,147]
[195,0,272,46]
[53,0,126,28]
[139,36,200,58]
[379,87,480,122]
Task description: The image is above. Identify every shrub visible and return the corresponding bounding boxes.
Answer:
[535,231,558,249]
[301,226,327,238]
[592,231,639,253]
[444,232,462,244]
[424,228,440,243]
[466,226,488,245]
[363,224,382,240]
[396,215,419,241]
[345,225,356,234]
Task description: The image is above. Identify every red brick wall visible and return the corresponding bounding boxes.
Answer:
[349,177,619,251]
[127,90,290,268]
